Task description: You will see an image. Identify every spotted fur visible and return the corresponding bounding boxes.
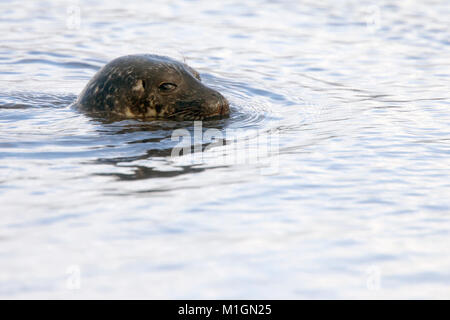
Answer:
[75,54,229,120]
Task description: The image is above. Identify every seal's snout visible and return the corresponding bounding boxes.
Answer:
[219,97,230,116]
[207,91,230,118]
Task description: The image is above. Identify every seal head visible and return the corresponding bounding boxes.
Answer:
[75,54,229,120]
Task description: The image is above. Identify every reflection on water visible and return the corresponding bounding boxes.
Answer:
[1,0,450,298]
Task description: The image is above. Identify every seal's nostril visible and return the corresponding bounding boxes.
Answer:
[219,98,230,116]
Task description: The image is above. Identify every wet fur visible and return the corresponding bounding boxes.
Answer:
[75,54,229,121]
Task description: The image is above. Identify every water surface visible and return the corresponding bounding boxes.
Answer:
[1,0,450,298]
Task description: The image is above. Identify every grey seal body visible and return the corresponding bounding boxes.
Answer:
[75,54,229,120]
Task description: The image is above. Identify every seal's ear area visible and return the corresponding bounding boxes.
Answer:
[182,63,201,81]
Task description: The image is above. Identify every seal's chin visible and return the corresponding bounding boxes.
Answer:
[110,99,230,121]
[167,99,230,121]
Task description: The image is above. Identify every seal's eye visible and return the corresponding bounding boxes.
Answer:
[158,82,177,92]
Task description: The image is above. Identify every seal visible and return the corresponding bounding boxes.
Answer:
[75,54,229,120]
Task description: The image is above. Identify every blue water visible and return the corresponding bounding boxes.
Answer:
[0,0,449,298]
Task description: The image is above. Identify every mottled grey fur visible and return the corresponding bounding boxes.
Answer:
[75,54,229,120]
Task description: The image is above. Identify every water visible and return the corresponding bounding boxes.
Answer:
[1,0,449,299]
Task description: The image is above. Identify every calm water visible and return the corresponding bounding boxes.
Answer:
[1,0,450,299]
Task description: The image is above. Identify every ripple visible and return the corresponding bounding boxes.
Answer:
[0,92,76,109]
[11,58,101,70]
